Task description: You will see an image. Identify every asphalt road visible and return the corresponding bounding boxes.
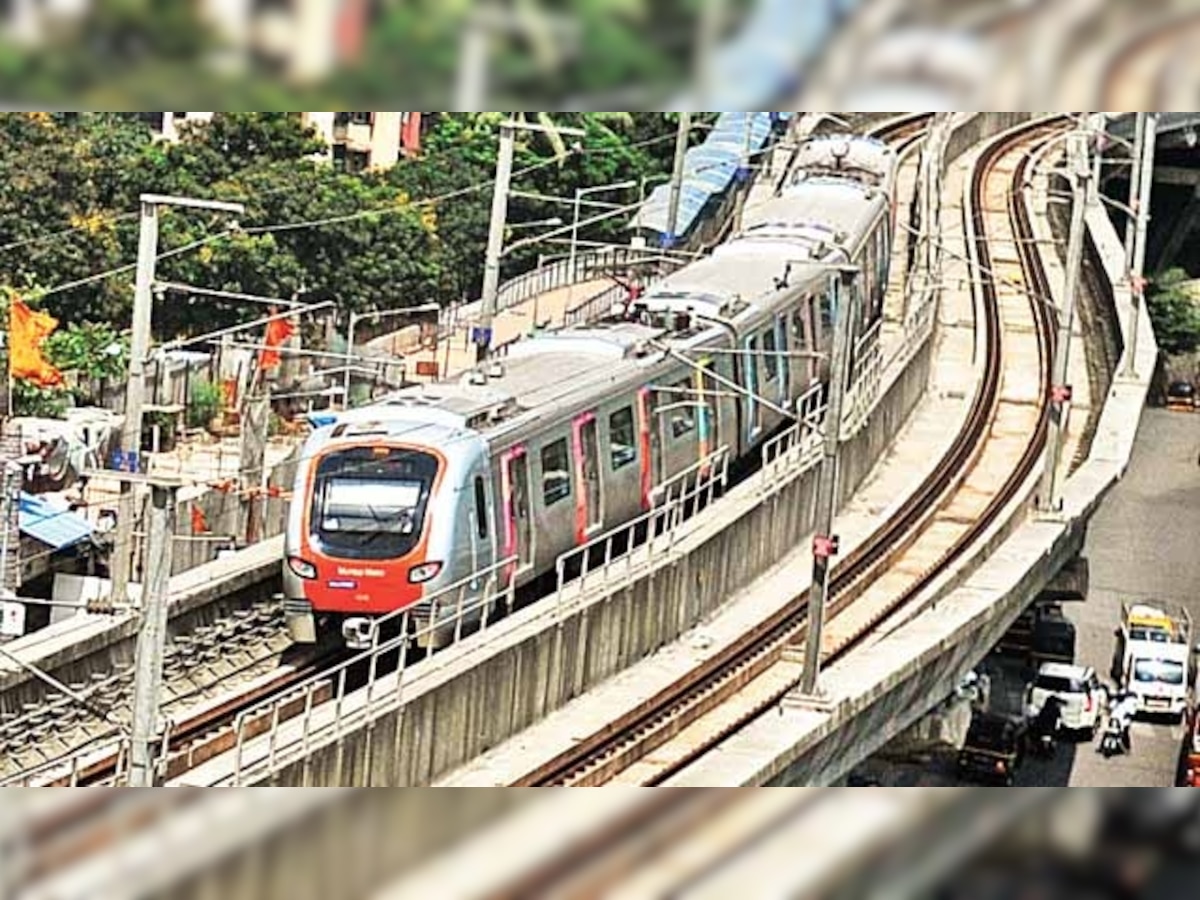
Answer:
[855,408,1200,788]
[1064,407,1200,787]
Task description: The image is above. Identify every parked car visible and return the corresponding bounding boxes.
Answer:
[957,711,1027,786]
[1025,662,1105,738]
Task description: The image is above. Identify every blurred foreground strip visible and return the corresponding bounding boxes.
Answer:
[2,788,1124,899]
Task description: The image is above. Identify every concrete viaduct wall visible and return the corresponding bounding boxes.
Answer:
[189,112,1044,788]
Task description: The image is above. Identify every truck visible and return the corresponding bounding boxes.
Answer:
[1116,601,1195,722]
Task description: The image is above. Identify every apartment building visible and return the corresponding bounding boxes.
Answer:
[303,112,423,171]
[139,112,423,172]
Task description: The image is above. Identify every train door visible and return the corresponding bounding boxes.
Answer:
[572,411,603,542]
[637,387,662,509]
[745,334,762,443]
[695,358,718,468]
[500,447,533,580]
[774,315,790,406]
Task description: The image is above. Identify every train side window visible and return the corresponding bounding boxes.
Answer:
[541,438,572,506]
[762,327,779,381]
[609,406,637,470]
[820,288,834,333]
[792,306,808,351]
[474,475,488,540]
[670,379,695,439]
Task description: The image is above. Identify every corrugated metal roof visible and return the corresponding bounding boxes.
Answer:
[631,112,775,238]
[18,492,93,551]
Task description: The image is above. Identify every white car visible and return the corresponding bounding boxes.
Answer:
[1025,662,1106,737]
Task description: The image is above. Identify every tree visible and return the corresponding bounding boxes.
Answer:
[1147,267,1200,357]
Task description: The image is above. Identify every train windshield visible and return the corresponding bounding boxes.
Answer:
[311,446,439,560]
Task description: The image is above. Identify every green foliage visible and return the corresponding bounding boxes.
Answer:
[1147,268,1200,357]
[188,380,223,430]
[0,111,680,355]
[12,381,67,419]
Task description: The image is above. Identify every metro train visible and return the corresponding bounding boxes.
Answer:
[283,134,899,649]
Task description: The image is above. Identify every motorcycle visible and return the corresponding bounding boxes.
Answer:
[1098,713,1129,758]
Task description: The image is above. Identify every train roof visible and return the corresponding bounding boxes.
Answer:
[312,321,667,442]
[790,134,898,191]
[742,180,887,250]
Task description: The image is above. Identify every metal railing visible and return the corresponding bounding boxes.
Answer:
[552,444,732,618]
[115,119,953,788]
[217,555,519,787]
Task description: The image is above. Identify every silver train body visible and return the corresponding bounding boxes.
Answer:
[284,135,899,648]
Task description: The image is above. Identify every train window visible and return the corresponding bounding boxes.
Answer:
[670,379,695,439]
[474,476,488,540]
[819,289,834,333]
[609,407,637,470]
[792,306,809,350]
[541,438,572,506]
[763,328,779,382]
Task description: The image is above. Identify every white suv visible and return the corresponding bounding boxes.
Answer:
[1025,662,1106,737]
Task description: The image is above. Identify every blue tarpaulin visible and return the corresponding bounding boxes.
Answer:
[632,111,776,240]
[18,492,92,551]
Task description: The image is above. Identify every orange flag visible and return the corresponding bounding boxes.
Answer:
[8,297,63,387]
[190,503,210,534]
[259,316,296,371]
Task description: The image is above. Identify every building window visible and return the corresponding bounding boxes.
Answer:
[541,439,571,506]
[349,112,372,125]
[332,143,348,171]
[609,407,636,470]
[345,150,370,173]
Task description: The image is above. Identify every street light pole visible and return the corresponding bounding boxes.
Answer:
[108,194,243,610]
[1121,112,1157,379]
[343,304,441,408]
[801,266,859,698]
[478,121,515,363]
[568,180,636,286]
[1039,130,1089,515]
[127,478,177,787]
[1124,112,1146,272]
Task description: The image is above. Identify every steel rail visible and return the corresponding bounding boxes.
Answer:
[515,116,1066,789]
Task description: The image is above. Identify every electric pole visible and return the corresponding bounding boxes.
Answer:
[127,478,177,787]
[801,267,859,697]
[108,194,243,610]
[478,121,515,363]
[1039,130,1089,515]
[1121,112,1157,379]
[1123,112,1146,272]
[665,112,692,248]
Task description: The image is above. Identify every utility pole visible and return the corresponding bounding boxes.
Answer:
[731,113,755,235]
[801,267,859,697]
[478,121,515,363]
[240,369,272,546]
[127,478,178,787]
[108,194,243,610]
[1121,112,1157,379]
[665,112,692,249]
[1039,130,1089,515]
[1123,112,1146,272]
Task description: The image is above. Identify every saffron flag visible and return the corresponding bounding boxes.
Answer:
[190,503,210,534]
[259,316,296,371]
[8,298,63,387]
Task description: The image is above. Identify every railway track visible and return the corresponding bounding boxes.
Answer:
[506,116,1065,788]
[6,116,928,789]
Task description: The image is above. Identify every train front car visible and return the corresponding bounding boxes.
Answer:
[283,407,491,650]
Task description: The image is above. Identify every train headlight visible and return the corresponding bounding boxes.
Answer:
[287,556,317,580]
[408,561,443,584]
